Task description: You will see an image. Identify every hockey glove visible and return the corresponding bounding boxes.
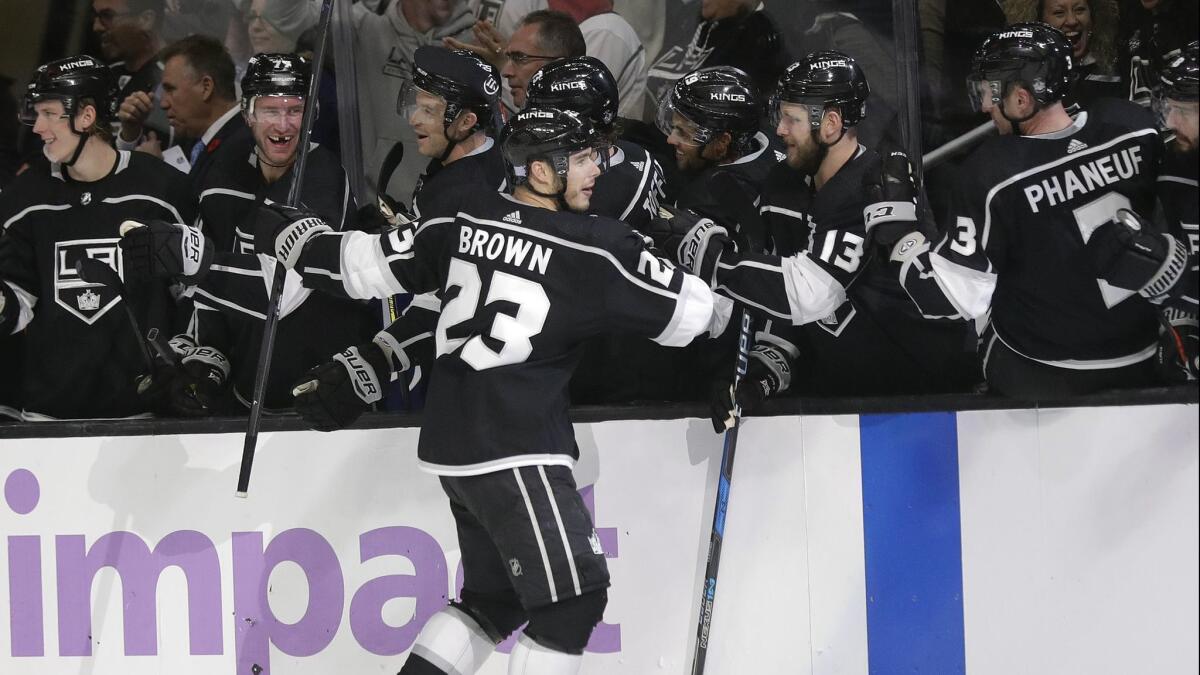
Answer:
[291,336,392,432]
[356,192,415,234]
[1085,209,1190,301]
[863,149,920,248]
[708,343,792,433]
[254,203,332,269]
[120,220,213,285]
[645,205,731,286]
[169,345,231,416]
[1156,309,1198,383]
[134,332,195,407]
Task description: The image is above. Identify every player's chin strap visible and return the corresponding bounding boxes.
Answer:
[998,86,1040,137]
[526,176,573,212]
[60,126,92,168]
[255,146,297,170]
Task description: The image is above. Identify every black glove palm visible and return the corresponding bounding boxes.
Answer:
[863,149,920,248]
[292,340,391,432]
[1085,209,1188,299]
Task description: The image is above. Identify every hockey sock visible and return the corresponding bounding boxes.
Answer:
[402,605,497,675]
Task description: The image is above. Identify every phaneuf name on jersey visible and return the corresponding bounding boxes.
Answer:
[1023,145,1145,213]
[457,224,553,275]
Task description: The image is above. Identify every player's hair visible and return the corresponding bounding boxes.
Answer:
[1002,0,1119,74]
[518,10,586,59]
[76,97,114,142]
[160,34,237,102]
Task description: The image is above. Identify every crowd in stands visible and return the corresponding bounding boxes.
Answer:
[0,0,1195,424]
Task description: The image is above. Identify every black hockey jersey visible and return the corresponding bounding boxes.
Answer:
[755,146,977,395]
[1156,148,1198,313]
[197,137,353,253]
[0,151,194,418]
[919,100,1162,367]
[294,191,717,474]
[412,137,507,220]
[588,139,666,234]
[189,139,367,409]
[675,131,785,251]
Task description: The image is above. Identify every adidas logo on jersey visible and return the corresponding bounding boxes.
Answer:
[502,210,523,224]
[631,161,645,172]
[774,150,787,162]
[1067,139,1089,154]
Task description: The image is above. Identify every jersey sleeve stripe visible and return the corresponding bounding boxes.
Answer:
[3,280,36,333]
[618,150,653,221]
[339,230,409,298]
[3,204,72,230]
[929,251,998,319]
[652,272,715,346]
[199,187,257,202]
[190,287,267,320]
[101,194,185,226]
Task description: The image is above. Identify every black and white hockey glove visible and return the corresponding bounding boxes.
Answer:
[1084,209,1190,301]
[1156,309,1198,383]
[863,149,920,248]
[254,203,332,269]
[356,192,415,234]
[120,220,214,285]
[708,343,792,433]
[644,205,732,286]
[170,344,231,417]
[291,336,393,432]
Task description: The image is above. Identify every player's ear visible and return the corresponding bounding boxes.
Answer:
[76,102,97,132]
[702,131,731,161]
[822,108,844,143]
[452,110,478,140]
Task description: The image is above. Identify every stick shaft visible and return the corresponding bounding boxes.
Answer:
[236,0,336,497]
[690,309,753,675]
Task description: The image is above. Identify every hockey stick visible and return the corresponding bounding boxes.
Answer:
[236,0,336,498]
[922,120,996,170]
[690,308,754,675]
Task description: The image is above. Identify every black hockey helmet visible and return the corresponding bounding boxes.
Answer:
[20,54,119,133]
[1159,40,1199,102]
[502,106,606,183]
[401,46,502,136]
[656,66,762,150]
[241,53,312,116]
[968,22,1074,111]
[774,50,870,130]
[525,56,619,135]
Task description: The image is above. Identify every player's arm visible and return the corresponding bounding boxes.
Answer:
[1083,208,1195,313]
[291,292,442,431]
[600,226,726,346]
[253,203,447,300]
[647,208,849,326]
[708,319,801,431]
[867,150,997,321]
[0,220,41,334]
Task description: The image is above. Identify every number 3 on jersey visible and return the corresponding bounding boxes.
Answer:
[437,257,550,370]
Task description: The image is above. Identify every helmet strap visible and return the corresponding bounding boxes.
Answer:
[525,164,572,211]
[61,128,90,168]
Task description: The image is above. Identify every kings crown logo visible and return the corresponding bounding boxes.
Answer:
[76,289,101,311]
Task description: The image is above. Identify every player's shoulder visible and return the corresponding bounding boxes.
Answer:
[1083,97,1159,133]
[0,167,58,218]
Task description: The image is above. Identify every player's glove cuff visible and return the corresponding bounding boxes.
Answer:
[748,343,792,396]
[254,204,332,269]
[676,218,731,286]
[863,201,917,230]
[330,344,387,406]
[1139,235,1189,302]
[889,231,929,265]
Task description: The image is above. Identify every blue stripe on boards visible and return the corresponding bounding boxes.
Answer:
[859,412,966,675]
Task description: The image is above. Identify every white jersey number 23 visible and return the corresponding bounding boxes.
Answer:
[436,257,550,370]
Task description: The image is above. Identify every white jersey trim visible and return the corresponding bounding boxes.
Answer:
[980,125,1158,248]
[928,251,997,319]
[618,148,653,222]
[1158,175,1199,187]
[3,280,37,333]
[101,194,186,226]
[653,272,716,346]
[538,465,583,598]
[3,203,72,230]
[993,326,1156,370]
[514,468,560,603]
[418,455,576,477]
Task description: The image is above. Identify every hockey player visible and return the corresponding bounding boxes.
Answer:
[0,55,193,419]
[121,53,372,413]
[524,56,666,233]
[1084,40,1198,379]
[255,106,722,673]
[706,52,976,424]
[869,24,1165,396]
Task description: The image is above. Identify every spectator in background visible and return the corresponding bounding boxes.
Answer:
[350,0,474,204]
[642,0,790,124]
[919,0,1007,147]
[151,35,247,190]
[1005,0,1124,108]
[453,1,646,119]
[1119,0,1198,107]
[93,0,175,147]
[234,0,319,56]
[161,0,237,44]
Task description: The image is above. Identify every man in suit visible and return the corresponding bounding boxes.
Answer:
[116,33,248,191]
